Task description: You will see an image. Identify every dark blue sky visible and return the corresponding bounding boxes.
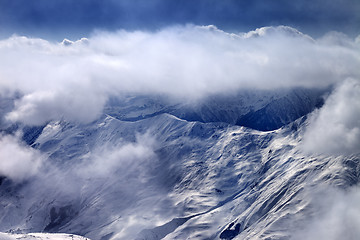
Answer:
[0,0,359,40]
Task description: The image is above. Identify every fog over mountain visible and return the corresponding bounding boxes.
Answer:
[0,5,360,240]
[1,25,359,125]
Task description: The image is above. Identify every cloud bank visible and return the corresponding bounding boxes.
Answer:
[0,133,44,182]
[302,79,360,155]
[0,25,359,126]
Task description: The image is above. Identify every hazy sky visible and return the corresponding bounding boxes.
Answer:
[0,0,359,39]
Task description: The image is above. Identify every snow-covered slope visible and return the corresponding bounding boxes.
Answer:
[0,90,358,240]
[0,232,90,240]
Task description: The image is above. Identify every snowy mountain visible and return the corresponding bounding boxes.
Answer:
[104,88,326,130]
[0,87,359,240]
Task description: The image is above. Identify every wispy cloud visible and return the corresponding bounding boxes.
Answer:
[77,132,157,178]
[291,186,360,240]
[10,132,174,238]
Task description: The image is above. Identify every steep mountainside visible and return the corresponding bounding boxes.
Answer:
[0,89,358,240]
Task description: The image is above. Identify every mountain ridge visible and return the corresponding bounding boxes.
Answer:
[0,88,358,240]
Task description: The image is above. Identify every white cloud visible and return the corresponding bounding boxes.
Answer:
[302,79,360,155]
[0,134,44,182]
[0,25,359,125]
[291,187,360,240]
[5,89,106,125]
